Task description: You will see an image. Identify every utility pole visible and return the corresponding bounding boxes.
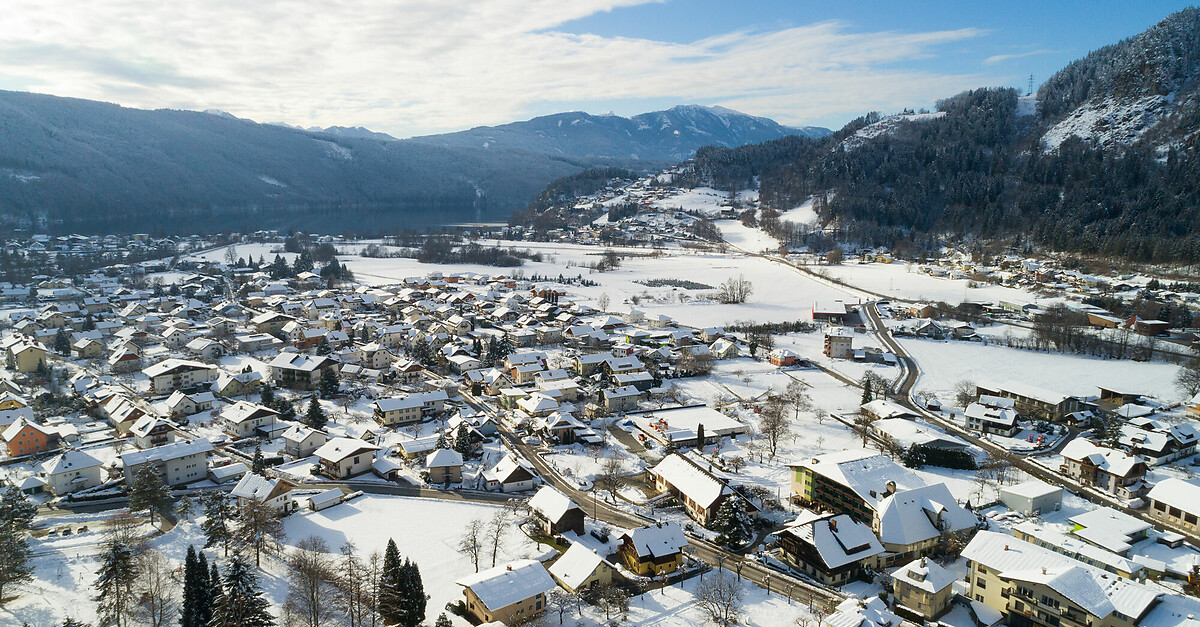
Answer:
[1027,74,1034,96]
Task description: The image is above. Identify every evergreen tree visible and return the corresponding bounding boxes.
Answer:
[0,485,36,605]
[82,311,96,331]
[434,613,452,627]
[94,541,138,627]
[379,539,402,625]
[861,379,872,405]
[293,249,315,274]
[128,464,171,525]
[453,423,473,459]
[260,385,275,407]
[53,326,70,355]
[210,557,275,627]
[252,446,266,474]
[201,492,234,556]
[395,558,427,627]
[316,335,331,356]
[304,396,327,430]
[62,618,90,627]
[319,367,339,399]
[180,545,211,627]
[710,499,754,548]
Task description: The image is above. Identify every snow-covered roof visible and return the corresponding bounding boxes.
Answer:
[877,483,976,547]
[548,543,607,590]
[528,486,580,522]
[454,559,556,611]
[231,472,295,502]
[1068,507,1151,554]
[425,448,463,468]
[1147,477,1200,516]
[620,522,686,559]
[650,453,731,510]
[42,449,102,475]
[313,437,380,463]
[893,557,957,594]
[1061,439,1145,477]
[121,439,213,467]
[794,450,921,512]
[778,511,883,569]
[1000,479,1061,500]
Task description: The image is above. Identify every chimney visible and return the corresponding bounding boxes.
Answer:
[1004,545,1009,551]
[829,518,838,532]
[920,557,927,568]
[1042,567,1047,575]
[506,565,512,571]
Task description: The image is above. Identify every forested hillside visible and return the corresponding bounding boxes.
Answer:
[677,8,1200,264]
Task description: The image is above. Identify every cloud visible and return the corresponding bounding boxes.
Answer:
[0,1,996,136]
[983,49,1058,65]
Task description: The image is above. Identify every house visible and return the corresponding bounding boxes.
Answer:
[269,352,338,390]
[0,392,34,428]
[455,559,556,626]
[860,399,919,422]
[2,418,60,457]
[313,437,380,479]
[41,449,104,495]
[630,405,749,448]
[230,472,298,513]
[107,346,142,373]
[165,390,216,417]
[527,486,585,536]
[482,454,537,492]
[892,556,956,621]
[999,480,1062,516]
[599,385,642,413]
[120,439,213,486]
[213,371,264,397]
[824,328,854,359]
[813,301,848,324]
[975,382,1083,421]
[548,544,613,594]
[825,597,901,627]
[964,396,1020,437]
[1147,478,1200,534]
[299,487,344,511]
[773,511,883,586]
[4,340,47,372]
[282,424,328,458]
[789,450,977,565]
[961,531,1194,627]
[769,348,800,367]
[185,337,224,360]
[143,359,218,394]
[73,337,104,359]
[1059,439,1149,500]
[426,448,464,484]
[649,453,751,527]
[709,338,739,359]
[617,522,687,576]
[219,401,279,439]
[373,390,448,426]
[129,415,176,449]
[1119,417,1200,466]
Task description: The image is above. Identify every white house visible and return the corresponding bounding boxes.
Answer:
[230,472,298,513]
[314,437,381,479]
[219,401,279,439]
[41,450,104,495]
[282,424,328,458]
[120,439,213,486]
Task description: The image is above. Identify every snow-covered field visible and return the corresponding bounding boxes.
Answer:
[900,336,1185,403]
[819,261,1046,305]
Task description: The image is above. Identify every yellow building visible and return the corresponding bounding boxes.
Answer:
[618,522,686,576]
[455,560,556,626]
[548,544,614,594]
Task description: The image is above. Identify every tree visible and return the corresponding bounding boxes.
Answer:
[394,558,427,627]
[710,499,754,547]
[1178,355,1200,397]
[677,348,715,376]
[825,248,844,265]
[853,412,877,448]
[954,379,977,408]
[224,245,238,266]
[94,541,139,627]
[260,385,275,407]
[336,542,371,627]
[596,453,625,495]
[53,326,70,355]
[82,311,96,331]
[176,495,196,522]
[210,557,275,627]
[316,336,331,356]
[758,397,790,458]
[0,485,36,604]
[304,395,327,430]
[453,422,475,459]
[136,549,176,627]
[320,367,340,399]
[783,380,812,421]
[695,569,744,626]
[252,446,266,474]
[201,492,235,557]
[434,613,453,627]
[458,519,484,573]
[595,583,629,621]
[379,539,403,624]
[284,536,339,627]
[860,379,873,405]
[181,546,213,627]
[128,464,171,526]
[716,275,753,304]
[545,588,581,624]
[487,507,511,567]
[235,497,286,567]
[597,293,610,312]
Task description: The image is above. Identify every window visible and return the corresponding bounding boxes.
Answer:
[1154,501,1167,511]
[1187,513,1198,525]
[977,565,987,574]
[976,578,986,589]
[1171,506,1183,518]
[1014,601,1024,612]
[975,594,983,602]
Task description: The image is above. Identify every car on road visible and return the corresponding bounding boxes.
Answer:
[522,436,542,446]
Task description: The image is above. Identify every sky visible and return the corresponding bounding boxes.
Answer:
[0,1,1193,137]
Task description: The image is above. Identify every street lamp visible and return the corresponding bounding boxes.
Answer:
[763,573,771,595]
[736,561,744,581]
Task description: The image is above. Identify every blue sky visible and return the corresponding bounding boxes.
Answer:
[0,1,1192,136]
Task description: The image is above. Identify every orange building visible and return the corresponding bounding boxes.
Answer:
[2,418,59,457]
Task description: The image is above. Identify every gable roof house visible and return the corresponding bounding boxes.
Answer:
[649,453,754,527]
[313,437,380,479]
[219,401,280,439]
[548,543,613,594]
[773,511,884,586]
[41,449,104,495]
[230,472,299,513]
[143,359,218,394]
[454,559,557,626]
[282,424,328,458]
[482,454,537,493]
[1060,439,1149,500]
[129,415,176,449]
[120,439,213,486]
[618,522,687,576]
[527,486,585,536]
[269,352,338,390]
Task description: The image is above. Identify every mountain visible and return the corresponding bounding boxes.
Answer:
[408,105,830,161]
[671,8,1200,265]
[0,90,643,234]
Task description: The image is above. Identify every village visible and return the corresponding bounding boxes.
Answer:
[3,175,1200,627]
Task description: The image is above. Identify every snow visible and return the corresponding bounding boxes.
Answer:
[1042,95,1169,152]
[819,260,1043,304]
[776,197,820,225]
[899,336,1185,402]
[841,111,946,151]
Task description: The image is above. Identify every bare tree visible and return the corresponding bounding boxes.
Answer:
[337,542,371,627]
[487,507,511,567]
[284,536,339,627]
[758,398,791,458]
[783,380,812,421]
[954,379,977,408]
[235,498,286,567]
[544,588,582,624]
[596,453,625,495]
[824,248,843,265]
[1178,356,1200,397]
[136,549,177,627]
[853,412,877,448]
[458,518,484,572]
[716,275,754,304]
[695,569,745,626]
[597,293,610,312]
[106,509,148,556]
